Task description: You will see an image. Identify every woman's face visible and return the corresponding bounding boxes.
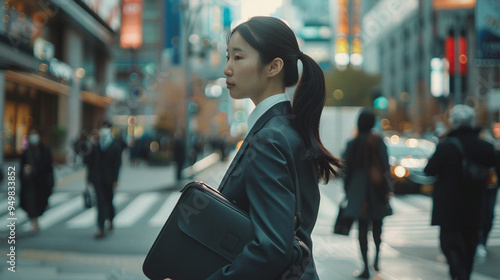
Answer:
[223,31,268,104]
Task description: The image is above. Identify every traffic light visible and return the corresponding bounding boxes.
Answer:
[373,96,388,110]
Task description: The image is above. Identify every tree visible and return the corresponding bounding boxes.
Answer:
[324,65,381,107]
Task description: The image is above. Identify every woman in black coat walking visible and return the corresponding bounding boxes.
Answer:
[424,104,496,280]
[20,128,54,233]
[342,109,393,279]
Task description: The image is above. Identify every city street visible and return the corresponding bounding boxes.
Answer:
[0,155,499,280]
[1,0,500,279]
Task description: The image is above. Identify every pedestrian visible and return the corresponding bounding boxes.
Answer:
[424,104,496,280]
[86,120,124,239]
[19,128,54,233]
[204,16,343,279]
[341,109,393,279]
[173,129,186,183]
[476,149,500,257]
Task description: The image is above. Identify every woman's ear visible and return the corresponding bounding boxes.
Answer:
[266,57,284,78]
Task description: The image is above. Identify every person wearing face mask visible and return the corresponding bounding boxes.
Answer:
[86,119,124,238]
[19,128,54,233]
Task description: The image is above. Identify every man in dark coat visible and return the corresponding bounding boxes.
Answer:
[20,128,54,233]
[424,105,496,280]
[86,120,123,238]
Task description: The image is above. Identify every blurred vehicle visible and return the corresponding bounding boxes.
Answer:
[384,135,436,194]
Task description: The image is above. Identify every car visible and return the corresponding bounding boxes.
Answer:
[384,135,436,194]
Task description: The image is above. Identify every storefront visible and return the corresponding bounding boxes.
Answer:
[1,0,117,162]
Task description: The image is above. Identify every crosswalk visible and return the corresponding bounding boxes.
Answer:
[1,190,500,249]
[314,193,500,248]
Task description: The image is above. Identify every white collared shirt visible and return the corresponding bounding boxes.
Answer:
[247,93,289,131]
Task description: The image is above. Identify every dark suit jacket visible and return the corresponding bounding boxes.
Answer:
[207,102,320,280]
[424,127,496,227]
[87,139,123,188]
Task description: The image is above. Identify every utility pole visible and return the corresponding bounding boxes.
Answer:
[179,0,203,164]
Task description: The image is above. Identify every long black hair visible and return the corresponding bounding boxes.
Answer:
[230,16,343,182]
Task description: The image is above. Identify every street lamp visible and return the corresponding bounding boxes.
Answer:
[176,0,204,162]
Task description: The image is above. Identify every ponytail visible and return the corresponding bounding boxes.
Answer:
[230,16,343,182]
[293,54,343,182]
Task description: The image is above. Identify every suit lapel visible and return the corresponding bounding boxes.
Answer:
[219,102,293,191]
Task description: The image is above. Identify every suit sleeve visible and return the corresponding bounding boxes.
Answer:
[424,142,445,176]
[206,128,296,280]
[111,142,122,183]
[46,147,54,188]
[342,141,353,191]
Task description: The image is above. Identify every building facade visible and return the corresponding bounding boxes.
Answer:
[0,0,118,162]
[363,0,500,135]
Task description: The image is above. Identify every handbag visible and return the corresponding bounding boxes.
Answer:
[143,181,311,280]
[367,135,385,187]
[367,135,393,201]
[333,199,353,236]
[83,187,93,208]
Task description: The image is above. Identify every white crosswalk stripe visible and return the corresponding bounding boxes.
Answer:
[113,192,161,228]
[0,193,73,232]
[148,191,182,227]
[315,191,500,248]
[66,193,129,228]
[2,189,499,250]
[22,195,83,231]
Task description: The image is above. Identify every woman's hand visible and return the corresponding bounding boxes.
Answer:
[23,164,32,175]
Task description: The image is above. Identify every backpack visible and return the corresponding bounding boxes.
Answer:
[450,137,491,186]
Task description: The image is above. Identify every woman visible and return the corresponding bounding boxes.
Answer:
[20,128,54,233]
[203,17,343,279]
[342,109,393,279]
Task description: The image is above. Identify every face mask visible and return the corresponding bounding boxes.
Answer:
[28,134,40,145]
[99,128,112,138]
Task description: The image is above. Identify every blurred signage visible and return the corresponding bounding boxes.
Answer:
[49,59,74,81]
[106,83,127,100]
[433,0,475,10]
[120,0,143,49]
[33,38,74,81]
[352,0,361,36]
[445,34,455,75]
[299,26,331,41]
[164,1,181,65]
[33,38,55,61]
[458,35,467,75]
[223,7,232,28]
[337,0,349,36]
[80,0,121,31]
[335,37,349,67]
[430,58,450,98]
[476,0,500,65]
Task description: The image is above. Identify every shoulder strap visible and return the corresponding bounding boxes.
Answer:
[449,137,465,157]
